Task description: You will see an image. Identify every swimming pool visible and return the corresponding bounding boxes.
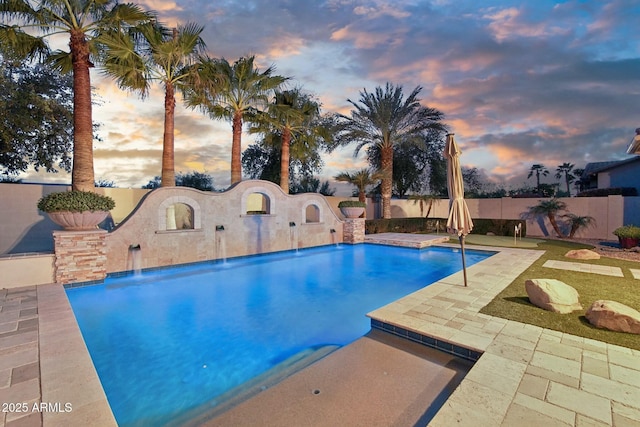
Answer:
[66,244,493,426]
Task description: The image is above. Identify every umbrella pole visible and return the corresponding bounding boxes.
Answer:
[459,235,468,287]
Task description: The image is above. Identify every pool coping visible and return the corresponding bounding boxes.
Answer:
[7,242,640,426]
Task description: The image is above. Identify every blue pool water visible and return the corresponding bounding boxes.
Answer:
[66,244,493,426]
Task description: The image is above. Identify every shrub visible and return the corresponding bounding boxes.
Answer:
[577,187,638,197]
[612,225,640,239]
[338,200,366,208]
[37,191,115,213]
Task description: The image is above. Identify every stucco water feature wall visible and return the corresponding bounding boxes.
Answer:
[104,180,346,275]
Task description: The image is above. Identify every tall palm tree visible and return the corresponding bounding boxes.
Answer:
[334,83,446,218]
[185,56,287,185]
[527,164,549,194]
[249,89,329,193]
[0,0,154,191]
[101,22,207,187]
[555,162,575,196]
[334,168,383,202]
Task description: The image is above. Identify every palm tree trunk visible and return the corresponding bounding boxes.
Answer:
[280,128,291,194]
[70,30,95,192]
[231,111,243,184]
[565,174,571,195]
[161,82,176,187]
[548,214,565,238]
[381,145,393,219]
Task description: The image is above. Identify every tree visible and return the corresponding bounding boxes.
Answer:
[527,198,567,238]
[0,58,73,176]
[555,162,575,196]
[333,83,446,218]
[241,134,324,189]
[290,176,334,196]
[102,23,207,187]
[334,168,383,202]
[367,140,431,198]
[562,213,595,238]
[0,0,154,191]
[142,171,214,191]
[185,56,286,185]
[527,164,549,194]
[249,88,330,193]
[573,168,586,193]
[462,167,485,197]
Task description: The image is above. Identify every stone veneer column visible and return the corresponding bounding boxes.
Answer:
[53,230,107,284]
[343,218,365,244]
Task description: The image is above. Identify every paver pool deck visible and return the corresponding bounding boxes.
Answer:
[1,235,639,426]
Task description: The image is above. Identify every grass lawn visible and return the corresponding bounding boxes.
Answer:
[465,238,640,351]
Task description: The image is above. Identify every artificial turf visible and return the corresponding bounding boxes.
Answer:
[474,238,640,351]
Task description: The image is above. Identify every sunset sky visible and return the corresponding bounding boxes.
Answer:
[20,0,640,193]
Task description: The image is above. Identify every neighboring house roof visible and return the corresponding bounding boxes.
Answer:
[582,156,640,178]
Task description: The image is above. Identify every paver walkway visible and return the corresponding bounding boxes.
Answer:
[0,287,41,427]
[369,243,640,426]
[543,260,625,277]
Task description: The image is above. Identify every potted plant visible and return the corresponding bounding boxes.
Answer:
[338,200,366,219]
[37,190,115,230]
[612,225,640,249]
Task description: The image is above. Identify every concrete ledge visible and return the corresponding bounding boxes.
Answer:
[0,254,54,288]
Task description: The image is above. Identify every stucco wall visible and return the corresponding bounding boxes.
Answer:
[0,183,149,255]
[104,181,345,274]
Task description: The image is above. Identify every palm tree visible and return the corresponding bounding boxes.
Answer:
[185,56,286,185]
[101,23,207,187]
[527,164,549,194]
[0,0,154,191]
[409,194,439,218]
[527,198,567,238]
[555,162,575,196]
[334,168,383,202]
[562,213,595,238]
[334,83,446,218]
[249,89,328,193]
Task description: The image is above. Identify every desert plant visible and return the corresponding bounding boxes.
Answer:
[338,200,366,208]
[612,225,640,239]
[563,213,596,238]
[37,191,115,213]
[527,198,567,238]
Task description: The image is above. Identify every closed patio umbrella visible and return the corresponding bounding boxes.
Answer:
[444,133,474,287]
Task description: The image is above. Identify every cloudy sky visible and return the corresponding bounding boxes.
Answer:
[23,0,640,192]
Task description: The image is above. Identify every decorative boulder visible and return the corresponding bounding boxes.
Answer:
[585,300,640,334]
[525,279,583,314]
[565,249,600,260]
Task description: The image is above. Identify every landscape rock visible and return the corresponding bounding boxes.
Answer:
[585,300,640,334]
[525,279,583,314]
[565,249,600,260]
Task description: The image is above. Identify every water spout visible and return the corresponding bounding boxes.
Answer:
[290,224,299,254]
[129,244,142,275]
[216,226,227,264]
[330,229,341,248]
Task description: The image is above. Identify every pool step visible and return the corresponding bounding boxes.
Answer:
[168,344,340,426]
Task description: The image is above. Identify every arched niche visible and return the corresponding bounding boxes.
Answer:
[158,196,201,230]
[241,186,276,215]
[305,203,320,223]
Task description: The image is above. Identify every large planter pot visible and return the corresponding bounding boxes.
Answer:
[618,237,639,249]
[47,211,109,231]
[340,207,365,219]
